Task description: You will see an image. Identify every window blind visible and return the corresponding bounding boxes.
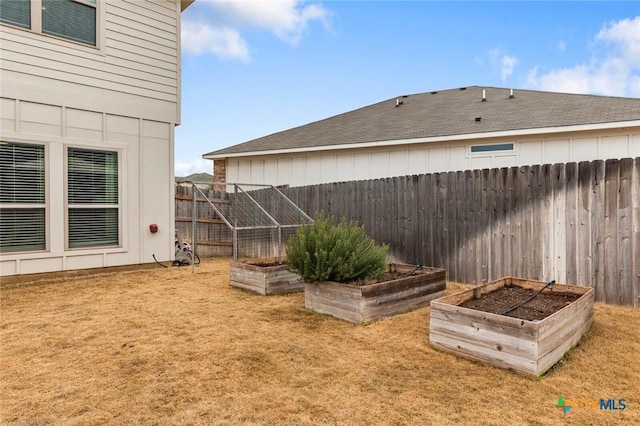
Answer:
[68,208,118,248]
[0,209,46,252]
[0,142,46,253]
[42,0,96,46]
[67,148,119,248]
[0,0,31,29]
[0,142,45,204]
[68,148,118,205]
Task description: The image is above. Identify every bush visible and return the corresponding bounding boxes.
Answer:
[286,213,389,283]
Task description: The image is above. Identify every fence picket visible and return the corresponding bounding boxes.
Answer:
[178,157,640,307]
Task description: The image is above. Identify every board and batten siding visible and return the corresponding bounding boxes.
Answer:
[226,129,640,187]
[0,99,175,275]
[0,0,185,275]
[0,0,181,124]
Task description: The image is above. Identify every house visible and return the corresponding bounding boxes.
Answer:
[0,0,194,276]
[203,86,640,187]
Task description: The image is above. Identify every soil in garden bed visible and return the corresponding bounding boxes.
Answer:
[348,270,419,286]
[460,285,581,321]
[242,260,285,267]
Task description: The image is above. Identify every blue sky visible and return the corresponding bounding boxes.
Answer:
[175,1,640,176]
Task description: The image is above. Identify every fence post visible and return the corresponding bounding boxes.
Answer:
[192,183,197,272]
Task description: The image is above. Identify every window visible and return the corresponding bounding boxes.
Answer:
[67,148,119,248]
[470,143,514,153]
[0,142,46,253]
[43,0,96,45]
[1,0,97,46]
[0,0,31,29]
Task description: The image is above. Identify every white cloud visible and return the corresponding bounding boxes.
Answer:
[182,0,330,61]
[182,21,249,61]
[175,158,212,177]
[557,40,566,51]
[487,49,519,83]
[630,75,640,97]
[597,16,640,66]
[527,16,640,96]
[212,0,329,45]
[501,55,519,83]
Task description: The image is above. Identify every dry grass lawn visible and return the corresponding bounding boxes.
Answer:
[1,257,639,425]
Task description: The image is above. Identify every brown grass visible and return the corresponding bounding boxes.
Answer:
[1,258,639,425]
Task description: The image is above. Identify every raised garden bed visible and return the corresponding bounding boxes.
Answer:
[229,258,303,295]
[429,277,594,376]
[305,263,446,323]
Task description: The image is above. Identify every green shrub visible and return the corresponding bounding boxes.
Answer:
[286,213,389,283]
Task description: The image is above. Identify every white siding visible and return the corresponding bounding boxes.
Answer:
[306,157,322,183]
[250,160,264,183]
[141,120,173,264]
[276,158,291,185]
[0,98,175,275]
[291,157,306,183]
[470,156,493,170]
[427,147,448,173]
[0,1,184,275]
[67,109,103,140]
[632,134,640,156]
[519,141,542,165]
[571,137,598,162]
[493,155,517,168]
[321,155,337,183]
[223,128,640,187]
[0,0,181,124]
[370,152,389,178]
[600,135,629,158]
[353,153,369,181]
[264,159,277,184]
[389,151,407,177]
[0,97,16,132]
[335,155,354,183]
[543,139,570,164]
[448,146,467,171]
[407,149,427,175]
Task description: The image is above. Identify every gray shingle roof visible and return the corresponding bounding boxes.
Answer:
[204,86,640,157]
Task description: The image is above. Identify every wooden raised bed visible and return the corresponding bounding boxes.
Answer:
[230,258,303,295]
[305,264,446,323]
[429,277,594,376]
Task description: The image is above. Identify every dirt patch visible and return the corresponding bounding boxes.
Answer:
[460,285,581,321]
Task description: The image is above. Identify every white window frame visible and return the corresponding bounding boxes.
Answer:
[469,142,516,156]
[0,141,48,254]
[65,145,122,250]
[0,0,100,48]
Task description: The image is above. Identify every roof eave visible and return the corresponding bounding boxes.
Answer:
[202,120,640,160]
[181,0,195,11]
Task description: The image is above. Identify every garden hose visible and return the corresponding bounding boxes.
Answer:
[500,279,556,316]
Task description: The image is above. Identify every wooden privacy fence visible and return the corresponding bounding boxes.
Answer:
[280,158,640,308]
[175,184,232,257]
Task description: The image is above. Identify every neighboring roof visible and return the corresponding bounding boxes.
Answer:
[204,86,640,158]
[175,172,213,183]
